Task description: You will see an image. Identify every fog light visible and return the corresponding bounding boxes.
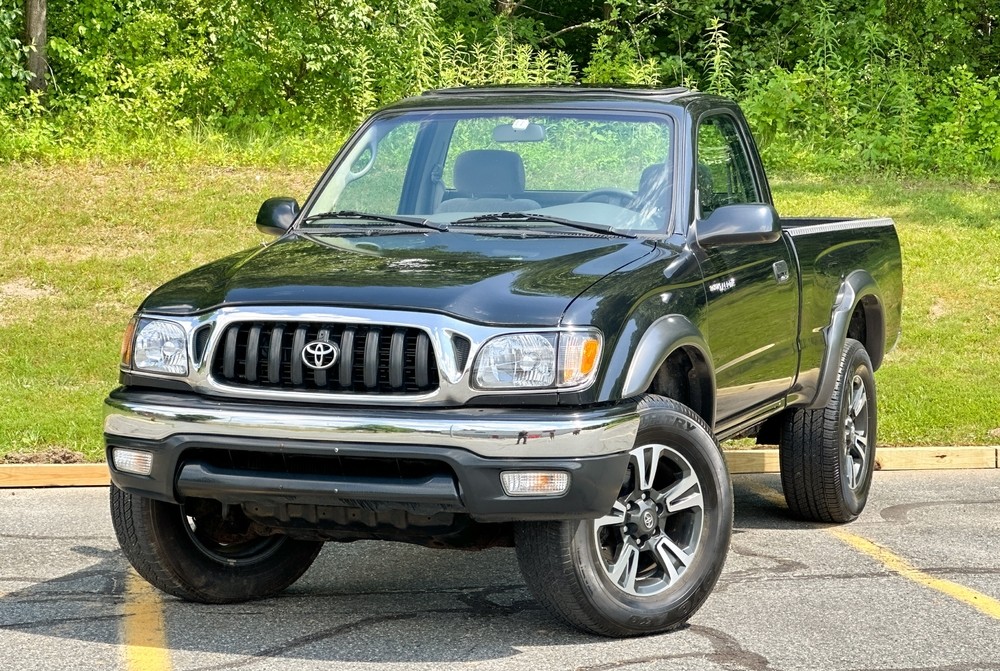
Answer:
[500,471,570,497]
[113,448,153,476]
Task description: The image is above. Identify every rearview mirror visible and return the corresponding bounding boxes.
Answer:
[256,197,300,235]
[696,204,781,247]
[493,120,546,142]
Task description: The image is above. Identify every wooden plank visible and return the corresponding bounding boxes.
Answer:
[724,447,999,474]
[875,447,998,471]
[0,447,995,487]
[0,464,109,488]
[724,449,780,474]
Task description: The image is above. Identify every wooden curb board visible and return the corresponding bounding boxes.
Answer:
[0,464,110,488]
[1,447,997,488]
[725,446,999,475]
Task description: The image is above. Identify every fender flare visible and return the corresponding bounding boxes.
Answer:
[620,315,716,426]
[808,270,885,409]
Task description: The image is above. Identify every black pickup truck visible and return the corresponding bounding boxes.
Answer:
[105,86,902,636]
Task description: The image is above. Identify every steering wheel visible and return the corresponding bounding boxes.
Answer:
[573,188,636,208]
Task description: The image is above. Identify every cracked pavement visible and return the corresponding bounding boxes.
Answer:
[1,471,999,671]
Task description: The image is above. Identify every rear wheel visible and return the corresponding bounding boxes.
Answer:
[110,485,323,603]
[779,338,877,523]
[515,395,733,636]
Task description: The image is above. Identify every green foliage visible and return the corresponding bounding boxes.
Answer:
[434,33,574,88]
[582,35,659,86]
[0,1,30,103]
[739,2,1000,176]
[702,18,735,96]
[0,0,999,176]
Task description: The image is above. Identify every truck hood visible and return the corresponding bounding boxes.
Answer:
[141,231,654,326]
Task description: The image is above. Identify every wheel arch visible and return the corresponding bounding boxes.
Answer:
[620,315,716,429]
[808,270,886,409]
[849,293,886,370]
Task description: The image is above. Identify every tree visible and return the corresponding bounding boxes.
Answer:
[24,0,45,95]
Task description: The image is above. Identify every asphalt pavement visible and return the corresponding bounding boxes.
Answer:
[2,471,999,671]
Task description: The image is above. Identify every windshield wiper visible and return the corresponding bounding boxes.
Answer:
[301,210,447,232]
[451,212,636,239]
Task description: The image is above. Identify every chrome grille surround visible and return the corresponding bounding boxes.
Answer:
[122,306,599,405]
[211,321,439,394]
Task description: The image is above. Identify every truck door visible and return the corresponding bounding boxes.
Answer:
[692,113,799,431]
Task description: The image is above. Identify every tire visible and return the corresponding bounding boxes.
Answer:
[779,338,877,523]
[110,485,323,603]
[514,395,733,637]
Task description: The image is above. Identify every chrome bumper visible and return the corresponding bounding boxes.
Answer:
[103,390,640,459]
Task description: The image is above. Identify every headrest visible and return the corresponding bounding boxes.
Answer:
[696,162,713,192]
[453,150,527,196]
[639,163,671,195]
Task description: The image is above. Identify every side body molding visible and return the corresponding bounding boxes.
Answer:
[808,270,884,409]
[620,314,716,422]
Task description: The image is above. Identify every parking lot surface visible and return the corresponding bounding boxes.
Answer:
[2,470,999,671]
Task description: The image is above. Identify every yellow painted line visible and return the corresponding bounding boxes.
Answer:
[745,480,1000,621]
[123,571,172,671]
[830,528,1000,621]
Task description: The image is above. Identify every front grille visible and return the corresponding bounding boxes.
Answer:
[211,321,439,394]
[183,448,455,482]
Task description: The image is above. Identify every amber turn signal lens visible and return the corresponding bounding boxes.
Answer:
[558,332,602,387]
[120,317,138,368]
[580,338,600,375]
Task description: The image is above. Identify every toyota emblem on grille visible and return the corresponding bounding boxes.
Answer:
[302,340,339,370]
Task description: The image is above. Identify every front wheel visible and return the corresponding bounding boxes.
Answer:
[514,395,733,636]
[110,485,323,603]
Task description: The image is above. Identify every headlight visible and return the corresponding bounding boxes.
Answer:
[473,330,602,390]
[474,333,556,389]
[131,319,188,375]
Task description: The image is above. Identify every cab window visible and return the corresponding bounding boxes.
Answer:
[696,115,758,217]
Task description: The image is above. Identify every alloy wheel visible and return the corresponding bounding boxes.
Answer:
[843,374,870,491]
[592,443,704,596]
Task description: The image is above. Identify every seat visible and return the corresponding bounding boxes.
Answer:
[436,150,540,213]
[696,162,717,216]
[632,163,673,218]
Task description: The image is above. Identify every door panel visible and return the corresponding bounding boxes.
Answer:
[698,238,798,425]
[692,114,799,428]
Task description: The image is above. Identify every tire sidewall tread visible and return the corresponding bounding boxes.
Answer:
[779,338,877,523]
[515,394,733,637]
[110,485,322,603]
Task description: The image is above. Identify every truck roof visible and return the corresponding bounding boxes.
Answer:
[424,85,692,100]
[384,85,722,114]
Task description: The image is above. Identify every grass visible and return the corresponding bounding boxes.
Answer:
[0,163,320,461]
[771,174,1000,447]
[0,163,997,461]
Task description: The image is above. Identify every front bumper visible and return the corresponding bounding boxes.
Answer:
[104,389,639,521]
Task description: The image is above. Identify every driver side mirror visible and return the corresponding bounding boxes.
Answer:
[696,204,781,247]
[256,197,300,235]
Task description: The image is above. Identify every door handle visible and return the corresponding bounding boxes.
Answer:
[773,260,790,284]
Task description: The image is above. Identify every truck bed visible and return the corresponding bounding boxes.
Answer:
[780,215,902,406]
[781,216,895,236]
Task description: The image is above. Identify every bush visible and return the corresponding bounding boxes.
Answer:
[0,0,998,176]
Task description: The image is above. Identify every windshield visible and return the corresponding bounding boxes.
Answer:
[304,110,674,235]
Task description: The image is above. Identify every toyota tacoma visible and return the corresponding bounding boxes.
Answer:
[105,86,903,636]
